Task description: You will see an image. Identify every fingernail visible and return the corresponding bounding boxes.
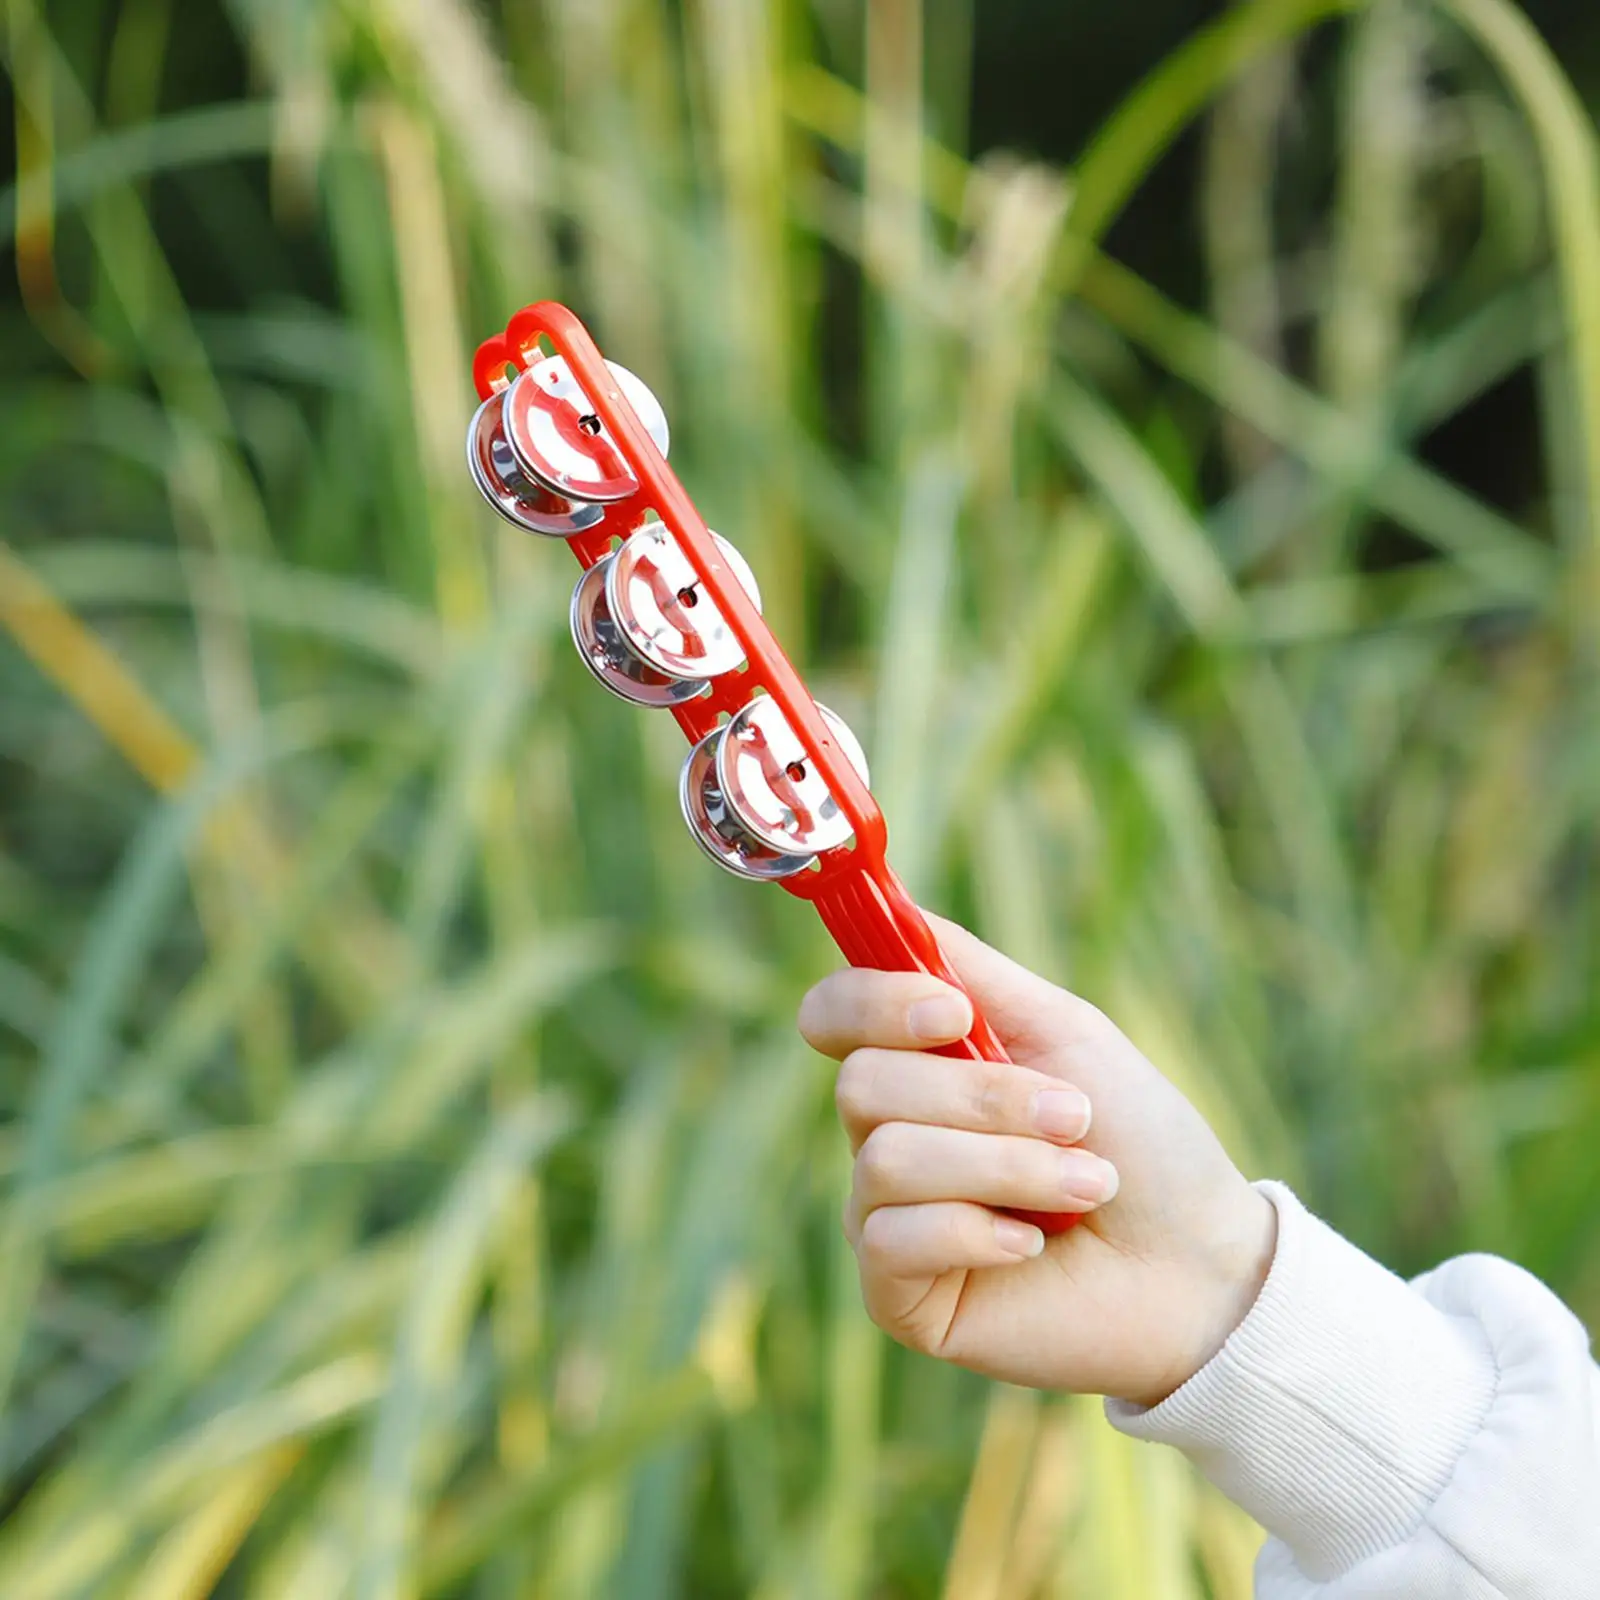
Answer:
[1061,1152,1119,1203]
[1032,1088,1091,1140]
[908,993,972,1041]
[994,1217,1046,1259]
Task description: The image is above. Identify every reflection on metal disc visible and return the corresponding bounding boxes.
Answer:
[678,695,869,877]
[608,523,761,682]
[570,557,709,707]
[466,391,606,537]
[678,725,819,880]
[503,357,668,505]
[716,696,869,856]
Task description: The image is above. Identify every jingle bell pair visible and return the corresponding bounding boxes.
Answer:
[466,353,870,882]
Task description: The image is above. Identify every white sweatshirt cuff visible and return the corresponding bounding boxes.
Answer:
[1105,1181,1499,1582]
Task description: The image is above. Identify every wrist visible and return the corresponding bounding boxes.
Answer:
[1125,1183,1279,1409]
[1196,1183,1279,1369]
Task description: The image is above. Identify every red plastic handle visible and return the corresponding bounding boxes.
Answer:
[475,305,1077,1237]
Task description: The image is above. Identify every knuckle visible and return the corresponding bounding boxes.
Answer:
[857,1205,896,1260]
[964,1063,1018,1131]
[856,1122,910,1195]
[796,978,841,1046]
[834,1049,880,1125]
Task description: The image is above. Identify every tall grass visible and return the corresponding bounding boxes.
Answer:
[2,0,1597,1595]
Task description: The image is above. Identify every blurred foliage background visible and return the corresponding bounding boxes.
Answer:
[2,0,1599,1595]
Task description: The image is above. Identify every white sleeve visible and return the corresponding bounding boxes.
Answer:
[1105,1181,1600,1598]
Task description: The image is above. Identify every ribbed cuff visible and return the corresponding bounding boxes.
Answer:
[1105,1182,1498,1582]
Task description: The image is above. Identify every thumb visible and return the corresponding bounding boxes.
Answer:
[921,911,1106,1058]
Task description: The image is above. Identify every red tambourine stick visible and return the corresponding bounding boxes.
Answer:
[473,303,1077,1236]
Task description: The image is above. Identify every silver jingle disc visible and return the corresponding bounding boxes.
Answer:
[504,357,669,505]
[466,391,606,538]
[716,695,869,857]
[678,725,818,881]
[570,557,709,707]
[606,523,762,683]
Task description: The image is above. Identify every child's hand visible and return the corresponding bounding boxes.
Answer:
[798,913,1277,1406]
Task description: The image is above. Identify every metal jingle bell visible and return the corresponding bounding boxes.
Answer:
[466,389,607,538]
[678,696,870,880]
[678,724,816,880]
[606,522,762,683]
[570,556,708,707]
[503,356,669,506]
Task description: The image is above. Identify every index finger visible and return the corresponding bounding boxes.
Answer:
[797,967,975,1060]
